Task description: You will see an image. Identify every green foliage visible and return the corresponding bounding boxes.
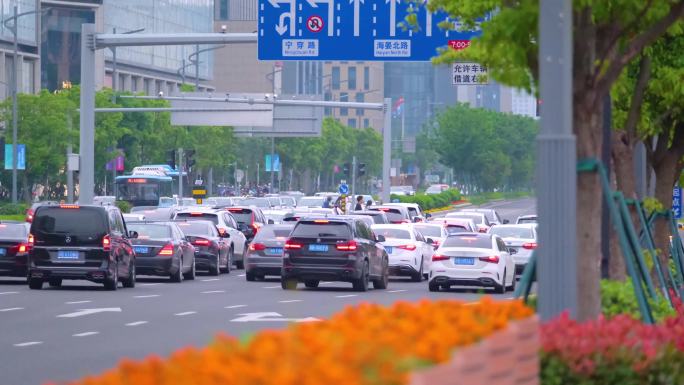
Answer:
[642,197,665,215]
[390,188,461,211]
[0,203,28,216]
[115,200,131,214]
[421,104,537,191]
[601,279,675,322]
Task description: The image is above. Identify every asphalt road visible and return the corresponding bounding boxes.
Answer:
[0,198,536,385]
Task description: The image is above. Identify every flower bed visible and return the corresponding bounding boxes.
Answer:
[57,298,533,385]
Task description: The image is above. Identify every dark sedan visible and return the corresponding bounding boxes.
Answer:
[0,221,31,279]
[127,222,196,282]
[245,224,294,281]
[175,220,231,276]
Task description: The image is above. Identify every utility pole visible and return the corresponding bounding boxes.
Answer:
[66,111,74,203]
[270,137,275,191]
[178,148,184,198]
[351,155,357,201]
[111,27,117,103]
[11,6,18,203]
[195,44,200,89]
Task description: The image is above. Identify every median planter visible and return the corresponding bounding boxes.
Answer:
[410,316,539,385]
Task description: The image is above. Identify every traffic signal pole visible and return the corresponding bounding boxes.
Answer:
[351,156,357,200]
[178,148,184,198]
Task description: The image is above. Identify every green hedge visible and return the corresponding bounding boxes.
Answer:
[0,203,28,216]
[389,189,461,211]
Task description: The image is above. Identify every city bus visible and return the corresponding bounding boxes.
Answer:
[115,165,182,207]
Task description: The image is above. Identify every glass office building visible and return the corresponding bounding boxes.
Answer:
[0,0,38,44]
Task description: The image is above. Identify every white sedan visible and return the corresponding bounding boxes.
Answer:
[372,224,434,281]
[428,233,515,294]
[489,224,538,276]
[412,223,449,249]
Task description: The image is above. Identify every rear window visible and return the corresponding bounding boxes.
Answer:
[518,217,537,224]
[241,198,270,208]
[446,225,469,234]
[291,221,351,239]
[490,227,534,239]
[32,207,108,238]
[127,224,172,239]
[449,213,483,225]
[226,208,253,224]
[413,225,442,237]
[374,227,411,240]
[298,197,325,207]
[253,226,293,241]
[267,198,281,206]
[175,221,212,236]
[372,208,404,222]
[0,223,27,238]
[443,235,491,248]
[176,212,218,225]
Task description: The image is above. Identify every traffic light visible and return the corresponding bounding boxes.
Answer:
[357,163,366,177]
[343,162,351,177]
[166,149,176,169]
[185,149,196,169]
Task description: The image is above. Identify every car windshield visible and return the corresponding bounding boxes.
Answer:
[0,223,27,238]
[291,221,351,238]
[267,197,281,206]
[127,224,171,239]
[490,227,534,239]
[443,235,491,248]
[467,210,497,222]
[241,198,270,208]
[32,207,108,238]
[413,225,442,237]
[446,225,470,234]
[448,213,483,224]
[158,197,175,208]
[518,217,537,224]
[253,225,293,241]
[175,212,218,225]
[373,227,411,240]
[298,197,325,207]
[175,221,212,236]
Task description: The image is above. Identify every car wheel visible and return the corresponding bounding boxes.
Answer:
[184,259,196,280]
[281,278,298,290]
[494,269,506,294]
[246,271,256,282]
[170,259,183,283]
[428,280,440,292]
[221,248,233,274]
[235,243,247,269]
[506,270,516,292]
[48,278,62,288]
[411,258,424,282]
[353,261,369,292]
[209,256,220,276]
[28,277,43,290]
[372,260,389,290]
[122,262,136,288]
[304,280,320,288]
[104,264,118,291]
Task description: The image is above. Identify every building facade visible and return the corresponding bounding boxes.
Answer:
[0,0,41,99]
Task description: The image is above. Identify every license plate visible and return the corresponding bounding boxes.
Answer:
[58,250,80,260]
[134,246,149,254]
[266,247,283,255]
[384,246,393,254]
[308,244,328,252]
[0,248,6,256]
[453,257,475,265]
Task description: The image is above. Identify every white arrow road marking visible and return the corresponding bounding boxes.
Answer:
[335,294,357,298]
[73,331,99,337]
[225,305,247,309]
[14,341,42,347]
[0,307,23,312]
[125,321,148,327]
[230,312,320,323]
[65,300,92,305]
[174,311,197,316]
[279,300,302,303]
[57,308,122,318]
[201,290,225,294]
[0,291,18,295]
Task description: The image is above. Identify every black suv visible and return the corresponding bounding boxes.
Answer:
[281,217,389,291]
[28,204,138,290]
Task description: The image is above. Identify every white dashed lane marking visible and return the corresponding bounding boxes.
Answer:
[0,307,23,312]
[224,305,246,309]
[279,300,302,303]
[174,311,197,316]
[262,286,280,289]
[0,291,19,295]
[133,295,160,298]
[14,341,42,347]
[65,300,92,305]
[201,290,225,294]
[387,290,407,293]
[73,331,99,337]
[140,283,161,286]
[335,295,358,298]
[202,279,220,282]
[125,321,148,327]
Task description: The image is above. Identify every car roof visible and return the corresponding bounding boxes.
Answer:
[371,224,412,229]
[491,223,537,229]
[447,232,491,239]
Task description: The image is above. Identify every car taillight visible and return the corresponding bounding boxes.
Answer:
[158,243,174,256]
[522,242,538,250]
[478,227,488,233]
[478,255,499,263]
[432,254,449,262]
[28,233,34,248]
[17,243,29,253]
[251,223,261,235]
[284,239,303,250]
[336,240,357,251]
[26,209,34,223]
[102,235,111,252]
[397,244,417,251]
[249,243,266,251]
[193,238,210,246]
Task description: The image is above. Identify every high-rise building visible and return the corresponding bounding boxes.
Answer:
[0,0,41,99]
[323,62,384,130]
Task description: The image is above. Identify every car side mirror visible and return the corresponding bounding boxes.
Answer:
[508,248,517,255]
[128,231,139,239]
[376,235,386,243]
[425,213,432,218]
[238,224,249,232]
[426,238,434,245]
[267,219,275,224]
[503,219,510,224]
[220,232,230,238]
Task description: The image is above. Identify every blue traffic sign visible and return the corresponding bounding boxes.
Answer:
[4,144,25,170]
[339,183,349,194]
[673,187,682,219]
[258,0,484,61]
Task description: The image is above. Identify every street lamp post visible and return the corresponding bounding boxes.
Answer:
[188,45,224,90]
[2,6,49,203]
[110,27,145,103]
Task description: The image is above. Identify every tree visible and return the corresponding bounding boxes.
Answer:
[419,0,684,319]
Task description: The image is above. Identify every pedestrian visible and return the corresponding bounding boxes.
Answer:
[322,196,332,208]
[366,199,373,209]
[354,195,364,211]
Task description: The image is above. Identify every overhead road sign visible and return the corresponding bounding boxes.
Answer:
[452,62,488,85]
[258,0,485,61]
